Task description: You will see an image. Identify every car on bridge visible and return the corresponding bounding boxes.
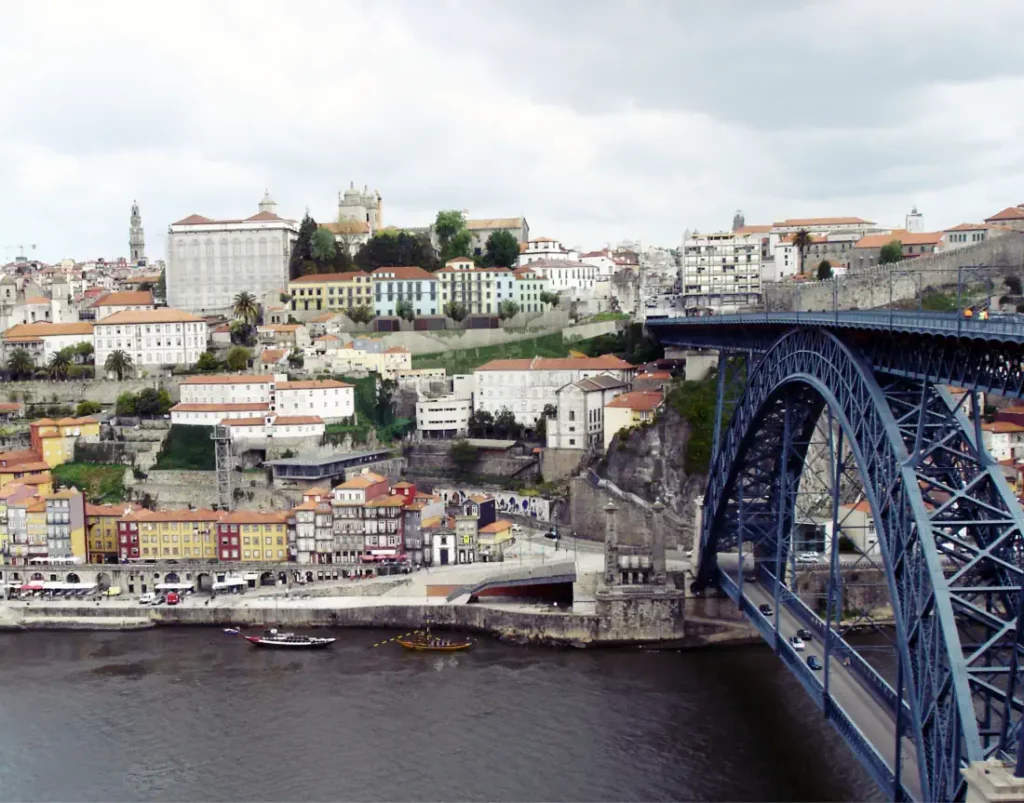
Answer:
[806,655,823,671]
[797,628,813,641]
[758,603,773,616]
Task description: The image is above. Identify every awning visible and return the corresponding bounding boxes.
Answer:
[155,582,193,591]
[19,583,44,591]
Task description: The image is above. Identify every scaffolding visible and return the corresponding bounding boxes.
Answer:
[212,425,233,510]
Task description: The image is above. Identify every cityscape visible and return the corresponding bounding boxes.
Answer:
[3,2,1024,803]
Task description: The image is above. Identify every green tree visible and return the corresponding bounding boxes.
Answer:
[232,291,260,325]
[135,387,162,417]
[76,400,103,417]
[434,210,466,249]
[311,227,337,263]
[816,260,833,280]
[74,342,94,363]
[288,213,318,280]
[157,389,173,415]
[449,439,480,479]
[104,350,133,380]
[375,379,397,426]
[542,403,557,418]
[226,346,251,371]
[347,304,375,324]
[539,290,560,307]
[534,416,547,441]
[484,230,521,268]
[791,229,813,276]
[354,230,438,272]
[494,407,521,439]
[468,409,494,437]
[194,351,221,372]
[444,301,468,322]
[395,299,416,322]
[498,300,520,321]
[47,350,72,380]
[115,391,137,416]
[879,239,903,264]
[7,348,34,380]
[155,267,166,300]
[287,349,304,369]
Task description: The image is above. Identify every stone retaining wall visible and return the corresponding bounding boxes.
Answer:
[1,376,188,406]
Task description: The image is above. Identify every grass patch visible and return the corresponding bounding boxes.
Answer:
[667,373,720,475]
[52,462,128,503]
[153,424,216,470]
[412,332,585,375]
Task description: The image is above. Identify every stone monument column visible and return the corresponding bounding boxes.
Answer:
[651,499,669,587]
[603,501,618,586]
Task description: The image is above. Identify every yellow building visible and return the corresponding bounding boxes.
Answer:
[30,416,100,468]
[0,448,53,492]
[477,519,514,562]
[25,499,48,561]
[603,391,666,451]
[289,271,373,314]
[86,503,127,564]
[216,511,289,562]
[122,508,224,561]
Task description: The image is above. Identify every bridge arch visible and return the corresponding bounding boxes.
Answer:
[696,328,1024,801]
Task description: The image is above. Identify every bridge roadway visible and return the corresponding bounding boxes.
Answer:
[731,573,922,800]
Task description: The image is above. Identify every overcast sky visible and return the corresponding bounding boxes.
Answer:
[3,0,1023,263]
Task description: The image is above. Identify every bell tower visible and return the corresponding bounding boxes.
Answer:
[129,200,146,264]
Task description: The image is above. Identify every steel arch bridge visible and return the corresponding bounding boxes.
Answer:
[648,312,1024,802]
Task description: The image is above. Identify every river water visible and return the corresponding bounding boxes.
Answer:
[0,629,878,802]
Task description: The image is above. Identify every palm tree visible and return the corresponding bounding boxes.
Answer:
[47,350,72,380]
[7,348,34,380]
[232,291,260,325]
[791,229,813,276]
[104,350,133,381]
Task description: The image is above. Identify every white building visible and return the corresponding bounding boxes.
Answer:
[170,402,271,426]
[982,421,1024,462]
[1,322,94,367]
[219,414,325,443]
[166,192,299,313]
[180,374,277,405]
[94,308,206,370]
[416,395,473,439]
[512,267,551,314]
[173,374,354,424]
[579,250,618,279]
[682,228,769,311]
[524,259,599,293]
[435,259,515,316]
[765,217,885,280]
[274,379,355,421]
[517,237,575,266]
[942,223,1011,252]
[546,375,628,450]
[370,266,439,317]
[327,343,412,379]
[93,290,155,320]
[474,355,635,424]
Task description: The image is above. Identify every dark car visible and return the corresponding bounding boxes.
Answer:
[758,603,773,616]
[797,628,813,641]
[544,531,560,541]
[806,655,823,671]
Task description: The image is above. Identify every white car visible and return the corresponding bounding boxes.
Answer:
[797,552,819,564]
[138,593,155,605]
[511,524,522,533]
[789,636,806,652]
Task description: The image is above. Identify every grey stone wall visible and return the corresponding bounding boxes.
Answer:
[567,476,688,549]
[1,376,189,406]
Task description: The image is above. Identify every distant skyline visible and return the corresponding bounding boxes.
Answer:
[3,0,1023,263]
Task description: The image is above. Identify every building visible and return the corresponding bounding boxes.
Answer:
[85,503,127,564]
[837,501,878,556]
[942,223,1012,251]
[288,271,373,315]
[337,183,383,234]
[166,192,299,312]
[362,494,406,568]
[523,259,599,292]
[603,391,666,450]
[769,231,857,280]
[454,514,478,564]
[275,379,354,421]
[465,217,530,257]
[850,230,945,269]
[0,483,39,562]
[982,421,1024,462]
[0,448,53,493]
[216,511,289,562]
[416,395,473,439]
[474,355,635,423]
[217,415,325,444]
[172,374,355,425]
[984,204,1024,232]
[462,494,496,528]
[512,267,551,313]
[30,416,100,467]
[94,308,207,371]
[118,508,223,561]
[129,201,146,264]
[682,228,768,310]
[43,490,86,561]
[402,491,444,566]
[478,519,514,562]
[427,517,458,567]
[328,342,411,379]
[547,374,628,450]
[94,290,155,320]
[435,259,516,316]
[1,322,94,367]
[517,237,574,265]
[370,266,438,317]
[256,324,309,349]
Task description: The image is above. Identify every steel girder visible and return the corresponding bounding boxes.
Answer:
[694,327,1024,801]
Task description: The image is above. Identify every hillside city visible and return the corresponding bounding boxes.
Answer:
[2,191,1024,582]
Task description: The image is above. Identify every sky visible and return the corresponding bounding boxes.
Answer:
[3,0,1024,263]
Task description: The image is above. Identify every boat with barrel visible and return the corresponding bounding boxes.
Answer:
[224,627,336,649]
[396,627,472,652]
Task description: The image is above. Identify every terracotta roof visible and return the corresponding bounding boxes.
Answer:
[0,483,38,501]
[24,296,50,305]
[95,290,154,307]
[246,210,283,222]
[171,402,270,413]
[4,322,93,340]
[985,206,1024,222]
[528,236,558,243]
[606,391,665,412]
[20,474,53,486]
[369,266,436,281]
[734,225,773,234]
[479,519,513,533]
[0,449,40,465]
[476,354,634,372]
[86,503,128,517]
[385,346,409,354]
[469,494,493,503]
[365,494,406,508]
[7,461,56,473]
[220,417,266,427]
[180,374,274,385]
[172,214,215,225]
[943,223,997,232]
[774,217,874,227]
[122,508,223,522]
[96,308,204,325]
[276,379,352,390]
[779,233,828,245]
[172,212,290,226]
[337,472,387,489]
[982,421,1024,433]
[26,500,46,513]
[44,489,79,500]
[259,324,302,333]
[218,510,288,524]
[465,217,524,231]
[840,500,872,514]
[290,271,371,284]
[0,402,22,413]
[323,220,370,235]
[636,370,672,380]
[314,334,341,342]
[274,415,324,426]
[854,230,944,249]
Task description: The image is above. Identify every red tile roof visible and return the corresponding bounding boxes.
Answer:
[606,391,665,412]
[369,266,436,281]
[985,205,1024,223]
[180,374,274,385]
[854,230,944,249]
[476,354,634,371]
[276,380,352,390]
[95,290,154,307]
[290,271,370,283]
[172,403,270,413]
[774,217,874,227]
[274,415,324,426]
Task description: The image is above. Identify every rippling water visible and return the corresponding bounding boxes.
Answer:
[0,629,878,801]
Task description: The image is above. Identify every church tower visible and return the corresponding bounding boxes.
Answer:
[129,200,146,264]
[258,189,277,215]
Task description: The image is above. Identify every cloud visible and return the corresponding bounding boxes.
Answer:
[1,0,1022,263]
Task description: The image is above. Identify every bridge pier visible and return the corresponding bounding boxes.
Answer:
[962,760,1024,803]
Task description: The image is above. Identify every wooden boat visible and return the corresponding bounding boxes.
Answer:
[396,630,472,652]
[224,627,336,649]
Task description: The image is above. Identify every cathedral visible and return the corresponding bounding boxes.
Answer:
[337,183,382,234]
[129,200,146,265]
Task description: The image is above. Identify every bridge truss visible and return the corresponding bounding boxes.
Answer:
[689,327,1024,802]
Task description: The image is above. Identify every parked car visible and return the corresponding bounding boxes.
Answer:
[806,655,823,671]
[166,591,180,605]
[511,524,522,533]
[138,593,155,605]
[544,530,560,541]
[758,603,773,616]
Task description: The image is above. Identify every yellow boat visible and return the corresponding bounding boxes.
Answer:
[396,631,472,652]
